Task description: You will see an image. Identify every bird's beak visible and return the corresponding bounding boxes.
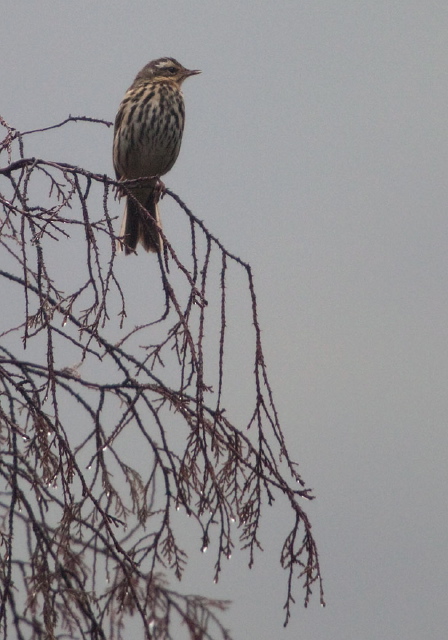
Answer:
[185,69,201,77]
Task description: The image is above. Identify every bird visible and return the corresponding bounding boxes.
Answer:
[113,57,200,254]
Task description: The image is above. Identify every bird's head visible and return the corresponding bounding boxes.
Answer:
[135,57,201,86]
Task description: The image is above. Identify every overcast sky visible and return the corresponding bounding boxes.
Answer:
[3,2,448,639]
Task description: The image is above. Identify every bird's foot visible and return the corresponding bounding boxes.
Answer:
[155,178,166,202]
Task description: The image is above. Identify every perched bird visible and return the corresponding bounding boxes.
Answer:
[113,57,200,254]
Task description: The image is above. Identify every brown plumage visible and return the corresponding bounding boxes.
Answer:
[113,57,200,254]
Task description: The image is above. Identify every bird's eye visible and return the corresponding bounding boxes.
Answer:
[168,67,177,74]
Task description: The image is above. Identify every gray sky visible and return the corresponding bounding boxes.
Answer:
[3,1,448,638]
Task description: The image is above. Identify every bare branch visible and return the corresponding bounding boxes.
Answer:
[0,115,323,639]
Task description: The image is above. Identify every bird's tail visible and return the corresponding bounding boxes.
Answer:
[119,189,162,254]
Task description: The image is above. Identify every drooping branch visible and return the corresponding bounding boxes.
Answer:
[0,115,324,640]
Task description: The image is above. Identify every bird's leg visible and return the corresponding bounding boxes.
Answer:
[154,177,166,202]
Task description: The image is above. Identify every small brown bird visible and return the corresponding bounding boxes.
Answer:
[113,57,200,254]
